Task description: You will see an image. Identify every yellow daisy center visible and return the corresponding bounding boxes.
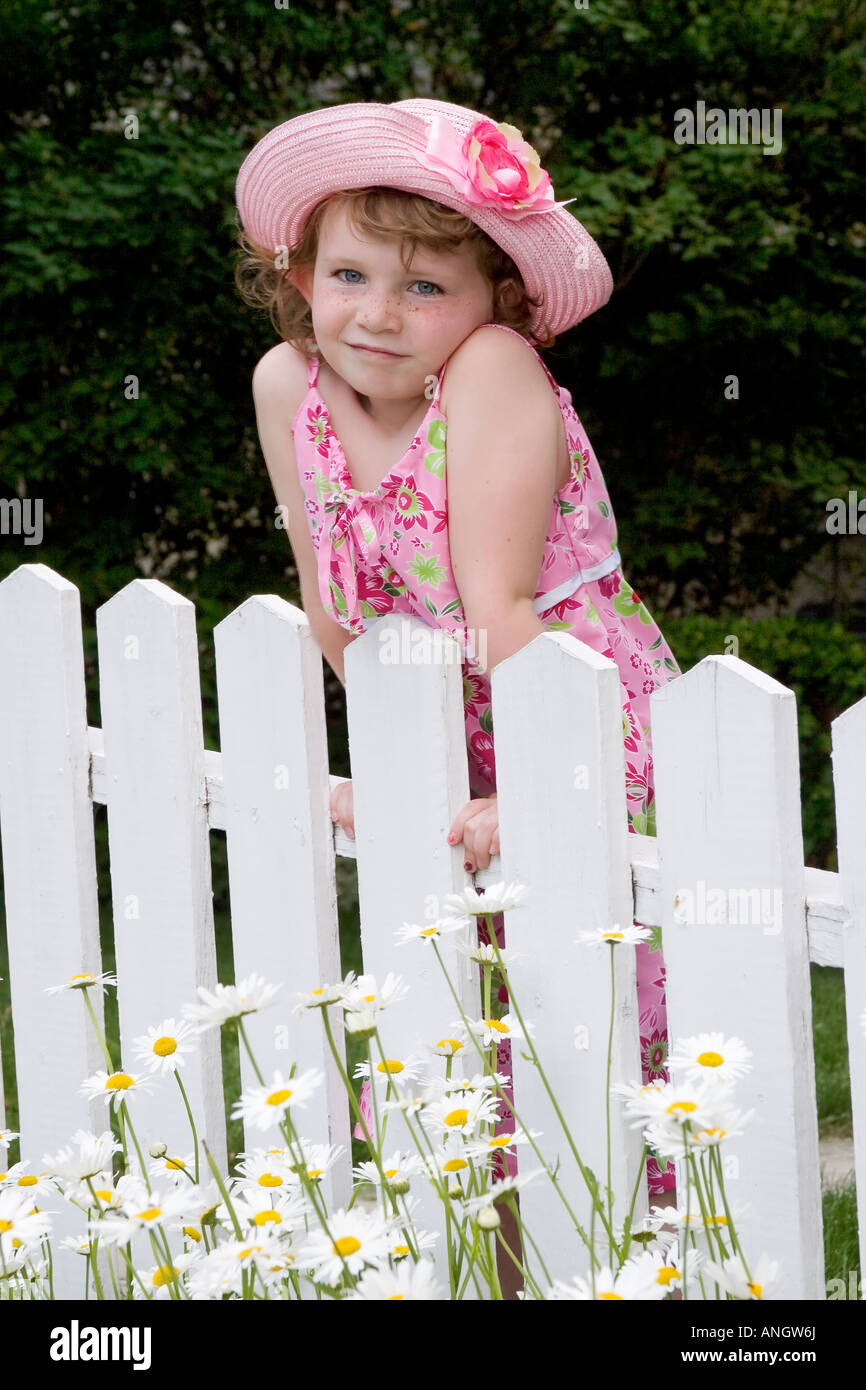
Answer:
[420,927,438,937]
[488,1134,513,1149]
[437,1039,463,1053]
[136,1207,162,1222]
[667,1100,697,1114]
[377,1059,404,1074]
[388,1294,405,1300]
[105,1072,134,1091]
[258,1174,283,1188]
[71,973,94,982]
[94,1189,113,1202]
[384,1168,399,1179]
[253,1210,281,1226]
[600,1291,624,1300]
[0,1221,13,1233]
[657,1266,679,1286]
[697,1050,724,1068]
[603,932,624,940]
[445,1108,469,1127]
[153,1037,177,1057]
[334,1236,361,1257]
[443,1158,468,1173]
[153,1264,179,1286]
[17,1176,37,1187]
[487,1019,508,1034]
[267,1088,292,1106]
[312,989,324,996]
[307,1169,324,1180]
[393,1244,410,1257]
[183,1227,202,1242]
[700,1127,726,1140]
[362,994,375,1003]
[237,1246,261,1259]
[165,1158,186,1170]
[748,1282,763,1298]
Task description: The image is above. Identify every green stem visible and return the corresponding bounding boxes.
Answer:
[82,990,115,1070]
[237,1018,266,1085]
[119,1102,151,1193]
[174,1071,200,1184]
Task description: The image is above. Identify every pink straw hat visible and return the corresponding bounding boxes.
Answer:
[235,98,614,337]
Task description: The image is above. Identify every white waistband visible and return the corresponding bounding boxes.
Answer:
[531,548,622,615]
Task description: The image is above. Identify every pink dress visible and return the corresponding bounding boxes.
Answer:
[292,322,681,1195]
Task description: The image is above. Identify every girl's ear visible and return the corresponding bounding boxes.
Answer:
[497,277,522,310]
[286,265,313,304]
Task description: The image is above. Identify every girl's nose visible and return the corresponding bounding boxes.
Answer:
[356,293,401,332]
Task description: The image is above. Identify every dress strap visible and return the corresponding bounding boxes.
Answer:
[433,321,560,407]
[306,350,320,388]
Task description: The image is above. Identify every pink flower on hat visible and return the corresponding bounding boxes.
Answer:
[417,114,568,217]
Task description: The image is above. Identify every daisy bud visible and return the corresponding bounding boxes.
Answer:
[149,1141,167,1158]
[448,1179,463,1199]
[389,1178,411,1196]
[476,1205,501,1231]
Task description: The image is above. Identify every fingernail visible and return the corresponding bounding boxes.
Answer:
[347,828,355,840]
[464,861,473,872]
[447,832,456,843]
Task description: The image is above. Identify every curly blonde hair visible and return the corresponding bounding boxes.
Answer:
[234,186,555,356]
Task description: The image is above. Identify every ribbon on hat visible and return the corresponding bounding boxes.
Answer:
[318,484,384,631]
[415,114,577,218]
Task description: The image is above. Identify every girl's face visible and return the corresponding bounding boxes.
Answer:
[291,200,499,398]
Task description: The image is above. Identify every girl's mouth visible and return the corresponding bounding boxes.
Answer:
[349,343,405,358]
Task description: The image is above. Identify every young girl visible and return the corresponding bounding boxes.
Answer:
[235,98,681,1201]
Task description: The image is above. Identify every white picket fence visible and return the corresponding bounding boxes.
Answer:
[0,560,863,1300]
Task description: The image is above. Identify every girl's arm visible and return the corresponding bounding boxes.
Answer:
[252,343,357,685]
[443,324,565,671]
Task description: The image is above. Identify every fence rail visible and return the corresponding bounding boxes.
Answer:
[0,561,863,1299]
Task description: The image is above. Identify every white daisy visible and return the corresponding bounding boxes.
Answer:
[293,977,353,1013]
[456,940,522,966]
[576,924,652,947]
[43,1129,121,1183]
[667,1032,753,1084]
[79,1068,154,1111]
[622,1077,729,1131]
[132,1250,199,1301]
[96,1185,188,1247]
[297,1206,392,1286]
[344,1009,378,1039]
[0,1189,52,1258]
[644,1103,753,1161]
[0,1163,57,1199]
[429,1036,467,1058]
[461,1168,546,1212]
[548,1255,667,1300]
[703,1251,780,1300]
[147,1152,195,1186]
[622,1239,699,1295]
[230,1068,323,1132]
[283,1141,345,1186]
[45,970,117,996]
[183,974,282,1030]
[442,882,529,916]
[349,1258,444,1300]
[381,1093,428,1118]
[167,1179,222,1229]
[341,972,409,1015]
[0,1130,19,1145]
[353,1054,428,1091]
[424,1142,474,1182]
[352,1151,426,1189]
[132,1018,198,1076]
[464,1126,542,1161]
[187,1233,287,1298]
[230,1185,311,1234]
[465,1012,532,1049]
[394,916,472,946]
[421,1090,500,1139]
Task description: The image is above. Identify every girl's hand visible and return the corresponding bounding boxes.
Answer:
[330,779,355,840]
[447,793,499,872]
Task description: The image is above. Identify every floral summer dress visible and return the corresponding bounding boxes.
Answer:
[292,322,681,1195]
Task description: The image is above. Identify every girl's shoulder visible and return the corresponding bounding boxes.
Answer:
[251,340,314,428]
[439,322,561,417]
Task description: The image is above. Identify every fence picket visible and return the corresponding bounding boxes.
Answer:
[96,579,226,1172]
[0,564,106,1294]
[493,630,645,1282]
[345,615,482,1289]
[652,655,823,1298]
[214,595,351,1209]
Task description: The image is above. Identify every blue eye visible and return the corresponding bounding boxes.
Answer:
[335,268,363,284]
[412,281,441,296]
